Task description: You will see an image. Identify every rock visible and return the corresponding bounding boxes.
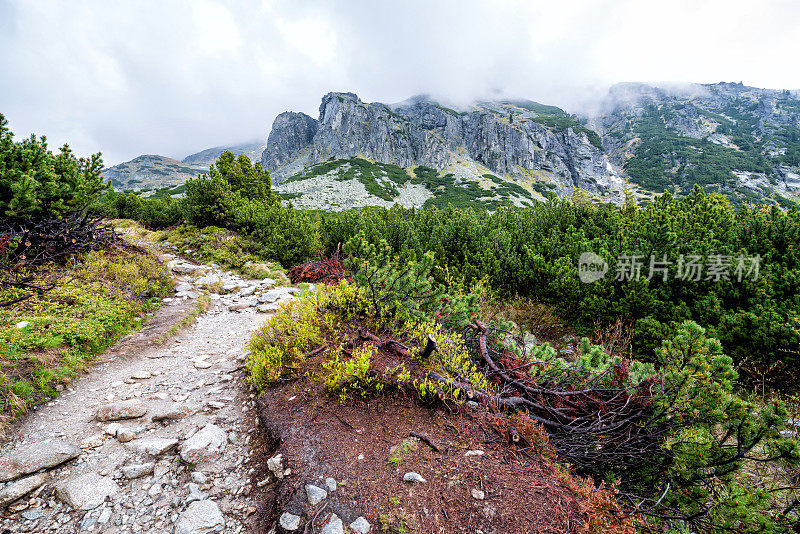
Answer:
[21,509,45,520]
[256,304,279,313]
[262,291,281,303]
[195,275,222,287]
[261,278,277,287]
[239,286,256,297]
[403,472,426,483]
[305,484,327,505]
[152,406,194,421]
[104,422,122,436]
[321,514,344,534]
[0,473,47,508]
[193,360,213,369]
[55,473,118,510]
[191,471,208,484]
[227,303,250,312]
[267,454,285,480]
[116,428,137,442]
[174,500,225,534]
[131,371,152,380]
[95,400,147,421]
[175,283,193,292]
[185,483,207,504]
[15,321,31,329]
[171,263,199,274]
[179,424,227,464]
[350,517,372,534]
[279,511,301,531]
[126,437,179,456]
[325,477,337,492]
[0,440,81,482]
[471,488,485,500]
[121,463,154,479]
[98,507,112,524]
[464,450,484,457]
[177,291,199,299]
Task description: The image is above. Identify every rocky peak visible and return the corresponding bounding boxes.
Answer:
[261,112,318,173]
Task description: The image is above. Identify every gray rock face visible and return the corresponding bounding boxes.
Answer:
[55,473,118,510]
[0,473,47,507]
[264,92,622,200]
[174,499,225,534]
[262,112,319,179]
[0,440,81,482]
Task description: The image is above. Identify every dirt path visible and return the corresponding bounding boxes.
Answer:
[0,257,298,533]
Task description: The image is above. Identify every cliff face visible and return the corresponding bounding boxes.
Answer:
[261,92,623,202]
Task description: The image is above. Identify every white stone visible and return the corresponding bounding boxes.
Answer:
[350,517,372,534]
[240,286,256,297]
[279,511,301,531]
[321,515,344,534]
[471,488,485,500]
[55,473,118,510]
[174,500,225,534]
[191,471,208,484]
[464,450,484,457]
[125,437,179,456]
[325,477,337,492]
[121,463,154,479]
[15,321,31,329]
[403,472,426,483]
[0,473,47,507]
[267,454,285,480]
[305,484,327,505]
[179,424,227,464]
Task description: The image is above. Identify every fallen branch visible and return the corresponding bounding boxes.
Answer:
[409,431,440,452]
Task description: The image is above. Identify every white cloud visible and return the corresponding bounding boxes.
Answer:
[0,0,797,165]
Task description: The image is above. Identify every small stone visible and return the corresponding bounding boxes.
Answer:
[104,423,122,436]
[121,463,154,479]
[256,304,279,313]
[267,454,285,480]
[131,371,152,380]
[403,472,426,483]
[357,454,364,461]
[305,484,327,505]
[0,473,47,507]
[116,429,136,442]
[179,424,227,464]
[174,500,225,534]
[262,290,281,303]
[193,360,213,369]
[0,440,81,482]
[350,517,372,534]
[464,450,484,457]
[207,401,225,409]
[15,321,31,329]
[98,507,112,524]
[95,400,147,421]
[325,477,337,492]
[191,471,207,485]
[184,483,206,504]
[239,286,256,297]
[279,511,301,531]
[55,473,118,510]
[152,406,194,422]
[21,509,45,520]
[321,514,344,534]
[261,278,276,287]
[471,488,485,500]
[126,437,179,456]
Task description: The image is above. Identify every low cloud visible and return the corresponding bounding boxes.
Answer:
[1,0,797,165]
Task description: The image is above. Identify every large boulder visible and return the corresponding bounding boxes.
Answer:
[0,440,80,482]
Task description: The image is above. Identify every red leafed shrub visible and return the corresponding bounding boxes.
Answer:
[287,245,347,285]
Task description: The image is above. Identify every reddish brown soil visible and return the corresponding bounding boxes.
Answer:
[256,379,605,533]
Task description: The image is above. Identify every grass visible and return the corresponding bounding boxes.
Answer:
[0,248,170,424]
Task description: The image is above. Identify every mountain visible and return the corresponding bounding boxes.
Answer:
[181,141,264,167]
[263,92,625,211]
[104,142,266,191]
[102,155,207,191]
[597,82,800,206]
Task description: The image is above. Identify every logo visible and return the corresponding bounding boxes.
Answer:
[578,252,608,283]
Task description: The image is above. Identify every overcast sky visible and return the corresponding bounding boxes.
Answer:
[1,0,798,165]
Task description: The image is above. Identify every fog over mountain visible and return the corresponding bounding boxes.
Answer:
[1,0,798,165]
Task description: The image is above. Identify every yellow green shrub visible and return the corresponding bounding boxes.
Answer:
[322,344,376,402]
